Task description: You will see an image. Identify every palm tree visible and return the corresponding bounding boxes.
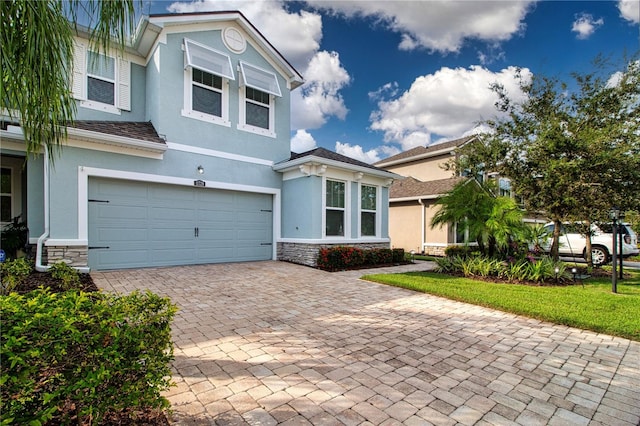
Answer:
[1,0,137,160]
[431,179,525,258]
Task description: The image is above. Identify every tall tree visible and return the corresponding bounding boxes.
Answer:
[1,0,137,160]
[457,58,640,262]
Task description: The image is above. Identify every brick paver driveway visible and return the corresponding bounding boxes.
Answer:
[92,261,639,425]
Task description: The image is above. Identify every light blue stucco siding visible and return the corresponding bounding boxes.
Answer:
[147,31,292,164]
[381,187,390,238]
[350,181,359,239]
[43,146,282,240]
[281,176,322,239]
[26,155,44,239]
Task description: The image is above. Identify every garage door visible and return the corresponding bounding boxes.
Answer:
[88,178,273,270]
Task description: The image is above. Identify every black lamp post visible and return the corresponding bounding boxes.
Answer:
[609,207,620,293]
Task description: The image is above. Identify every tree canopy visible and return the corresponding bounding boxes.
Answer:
[455,57,640,260]
[1,0,137,160]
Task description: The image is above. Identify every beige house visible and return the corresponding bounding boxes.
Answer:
[374,136,475,256]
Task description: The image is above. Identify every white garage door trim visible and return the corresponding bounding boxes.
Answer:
[78,166,280,260]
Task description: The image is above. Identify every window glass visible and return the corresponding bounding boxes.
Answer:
[326,210,344,237]
[361,212,376,236]
[326,181,345,208]
[1,168,11,223]
[361,185,376,211]
[455,221,466,244]
[87,77,115,105]
[245,87,270,129]
[87,52,115,105]
[192,69,222,117]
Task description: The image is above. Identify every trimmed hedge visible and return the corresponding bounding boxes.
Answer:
[317,247,404,271]
[1,289,177,425]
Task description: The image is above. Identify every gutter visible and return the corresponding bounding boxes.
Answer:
[35,149,90,273]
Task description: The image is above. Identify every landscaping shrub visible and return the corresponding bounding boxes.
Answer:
[436,254,568,283]
[1,289,177,425]
[444,245,474,258]
[0,258,33,295]
[48,261,81,290]
[317,247,405,271]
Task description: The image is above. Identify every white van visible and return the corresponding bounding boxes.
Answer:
[541,222,639,266]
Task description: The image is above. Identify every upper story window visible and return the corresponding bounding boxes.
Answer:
[360,184,378,237]
[325,179,346,237]
[72,43,130,114]
[238,61,280,138]
[87,52,115,105]
[182,38,234,126]
[498,178,512,198]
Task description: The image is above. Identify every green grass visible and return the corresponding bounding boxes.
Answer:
[362,270,640,341]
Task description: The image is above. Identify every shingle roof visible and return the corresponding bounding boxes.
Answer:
[374,135,474,166]
[289,147,382,171]
[390,176,466,199]
[69,121,166,144]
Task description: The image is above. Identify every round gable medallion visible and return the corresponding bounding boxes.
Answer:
[223,27,246,53]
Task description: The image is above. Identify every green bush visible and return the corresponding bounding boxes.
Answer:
[444,245,474,258]
[0,258,33,295]
[317,247,405,271]
[49,261,81,290]
[1,289,177,425]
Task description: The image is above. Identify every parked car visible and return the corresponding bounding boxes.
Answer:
[540,222,639,266]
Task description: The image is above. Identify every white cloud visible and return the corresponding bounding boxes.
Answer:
[306,0,535,52]
[571,13,604,39]
[335,142,380,164]
[291,129,318,153]
[618,0,640,24]
[291,51,350,129]
[368,82,399,102]
[369,65,531,151]
[166,0,350,130]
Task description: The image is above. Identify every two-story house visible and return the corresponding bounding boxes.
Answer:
[374,136,475,256]
[1,11,397,270]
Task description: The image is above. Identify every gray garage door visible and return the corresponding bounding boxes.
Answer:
[88,178,273,270]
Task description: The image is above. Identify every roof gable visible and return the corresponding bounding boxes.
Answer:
[375,136,475,168]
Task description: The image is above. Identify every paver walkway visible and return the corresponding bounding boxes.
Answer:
[92,261,640,425]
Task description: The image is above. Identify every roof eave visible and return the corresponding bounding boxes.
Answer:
[274,155,400,180]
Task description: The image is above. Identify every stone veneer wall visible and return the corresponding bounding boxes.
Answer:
[278,242,390,267]
[423,245,447,257]
[44,245,89,268]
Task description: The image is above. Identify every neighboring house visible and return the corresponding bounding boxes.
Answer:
[0,11,397,270]
[374,136,477,255]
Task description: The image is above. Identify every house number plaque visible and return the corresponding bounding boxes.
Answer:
[194,180,206,187]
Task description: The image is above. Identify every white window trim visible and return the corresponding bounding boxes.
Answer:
[359,183,380,238]
[323,178,349,239]
[237,87,276,138]
[181,68,231,127]
[0,166,14,225]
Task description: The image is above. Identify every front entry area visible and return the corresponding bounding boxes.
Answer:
[88,178,273,270]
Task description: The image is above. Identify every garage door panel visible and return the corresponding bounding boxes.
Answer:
[89,178,273,270]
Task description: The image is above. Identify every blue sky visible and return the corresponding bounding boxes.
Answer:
[148,1,640,163]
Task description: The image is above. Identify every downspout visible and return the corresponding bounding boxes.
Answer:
[418,198,425,254]
[35,150,90,273]
[34,149,50,272]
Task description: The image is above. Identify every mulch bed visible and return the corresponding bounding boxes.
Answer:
[11,272,171,426]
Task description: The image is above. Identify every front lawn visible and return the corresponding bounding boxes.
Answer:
[362,270,640,341]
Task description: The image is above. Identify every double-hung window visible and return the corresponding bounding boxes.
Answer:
[72,43,130,114]
[87,52,116,105]
[325,180,346,237]
[238,61,281,137]
[182,38,234,125]
[360,185,377,237]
